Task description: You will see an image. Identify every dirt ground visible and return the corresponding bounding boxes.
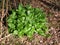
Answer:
[0,0,60,45]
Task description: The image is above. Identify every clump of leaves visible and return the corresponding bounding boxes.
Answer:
[7,4,49,38]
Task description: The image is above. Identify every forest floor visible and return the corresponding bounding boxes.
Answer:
[0,0,60,45]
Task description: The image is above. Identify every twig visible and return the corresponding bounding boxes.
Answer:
[4,0,9,27]
[5,0,8,16]
[1,0,5,18]
[14,0,17,9]
[1,0,5,38]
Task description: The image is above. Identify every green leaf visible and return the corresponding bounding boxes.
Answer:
[18,30,24,37]
[8,23,15,29]
[13,30,18,35]
[7,4,50,38]
[18,4,23,11]
[37,29,46,36]
[27,31,33,38]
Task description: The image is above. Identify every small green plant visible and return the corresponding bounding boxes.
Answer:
[7,4,49,38]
